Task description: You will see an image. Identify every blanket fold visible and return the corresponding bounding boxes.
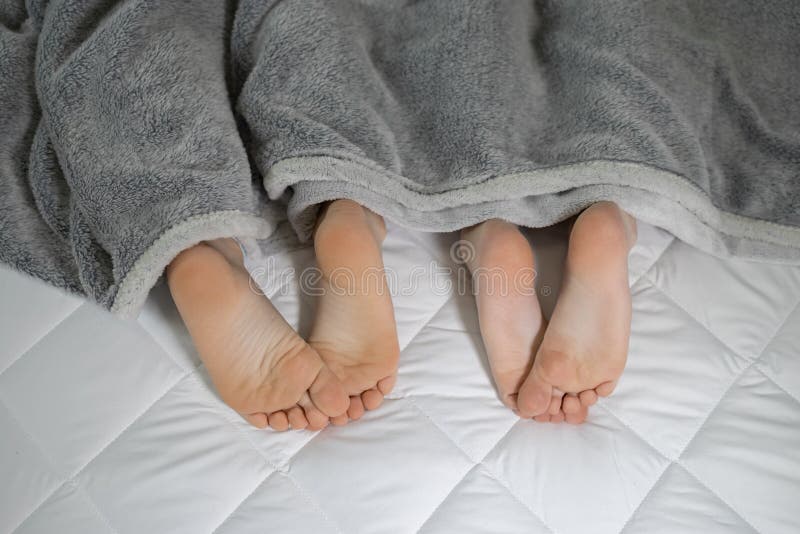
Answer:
[1,0,279,315]
[236,0,800,260]
[2,0,799,316]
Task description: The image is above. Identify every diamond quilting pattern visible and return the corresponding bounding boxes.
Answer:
[0,222,798,534]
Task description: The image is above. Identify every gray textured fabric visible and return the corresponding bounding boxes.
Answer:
[2,1,800,316]
[236,0,800,261]
[0,0,279,315]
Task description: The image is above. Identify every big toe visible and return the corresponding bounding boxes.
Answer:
[308,364,349,418]
[361,387,384,411]
[596,380,618,397]
[493,368,529,411]
[517,369,553,418]
[377,374,396,396]
[243,413,268,428]
[299,393,330,431]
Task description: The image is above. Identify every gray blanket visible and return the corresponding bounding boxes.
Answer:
[2,0,799,316]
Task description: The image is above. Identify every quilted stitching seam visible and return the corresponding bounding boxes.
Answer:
[6,369,189,534]
[8,303,205,533]
[753,300,800,408]
[245,291,456,493]
[598,354,758,532]
[115,242,455,533]
[755,367,800,408]
[671,300,800,534]
[675,460,762,533]
[210,470,280,533]
[0,301,85,377]
[7,228,795,534]
[592,403,675,530]
[396,294,458,352]
[406,397,556,534]
[601,387,762,533]
[414,464,483,533]
[282,473,344,534]
[643,272,757,361]
[195,371,344,534]
[183,372,342,533]
[609,296,800,533]
[628,236,676,290]
[1,400,120,534]
[134,315,336,533]
[75,482,121,534]
[677,298,800,458]
[0,395,70,531]
[616,462,671,534]
[207,228,676,534]
[136,321,204,374]
[400,235,678,534]
[618,463,761,534]
[209,287,456,532]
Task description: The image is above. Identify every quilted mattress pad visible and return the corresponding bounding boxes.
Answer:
[1,222,799,533]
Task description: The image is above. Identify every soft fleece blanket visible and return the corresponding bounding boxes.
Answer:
[2,0,799,315]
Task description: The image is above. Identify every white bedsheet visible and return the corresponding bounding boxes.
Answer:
[1,222,799,534]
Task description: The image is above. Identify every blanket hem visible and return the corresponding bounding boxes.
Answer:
[266,155,800,263]
[110,210,276,317]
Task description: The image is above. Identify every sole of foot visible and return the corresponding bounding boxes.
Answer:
[461,220,548,413]
[516,201,637,424]
[167,238,349,431]
[309,199,400,425]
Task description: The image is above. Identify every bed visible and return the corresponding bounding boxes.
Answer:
[1,221,798,534]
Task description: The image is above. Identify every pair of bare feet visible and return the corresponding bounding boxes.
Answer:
[167,199,636,430]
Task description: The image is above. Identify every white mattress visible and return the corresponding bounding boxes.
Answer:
[1,222,799,534]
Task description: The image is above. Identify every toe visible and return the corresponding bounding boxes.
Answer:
[304,409,329,431]
[548,390,565,415]
[243,413,268,428]
[308,364,349,417]
[267,411,290,431]
[549,411,565,424]
[596,380,617,397]
[579,389,598,406]
[533,413,550,423]
[517,369,553,418]
[298,393,329,430]
[287,406,308,430]
[562,394,582,414]
[347,395,366,420]
[377,374,396,396]
[361,388,384,410]
[565,406,588,424]
[504,393,519,411]
[330,413,349,426]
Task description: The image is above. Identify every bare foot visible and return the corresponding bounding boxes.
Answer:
[460,220,548,413]
[167,239,349,431]
[516,202,637,424]
[309,200,400,424]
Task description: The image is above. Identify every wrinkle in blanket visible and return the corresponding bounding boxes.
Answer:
[1,0,799,314]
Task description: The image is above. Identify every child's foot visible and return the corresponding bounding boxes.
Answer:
[309,200,400,424]
[167,239,349,431]
[517,202,637,423]
[460,220,548,412]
